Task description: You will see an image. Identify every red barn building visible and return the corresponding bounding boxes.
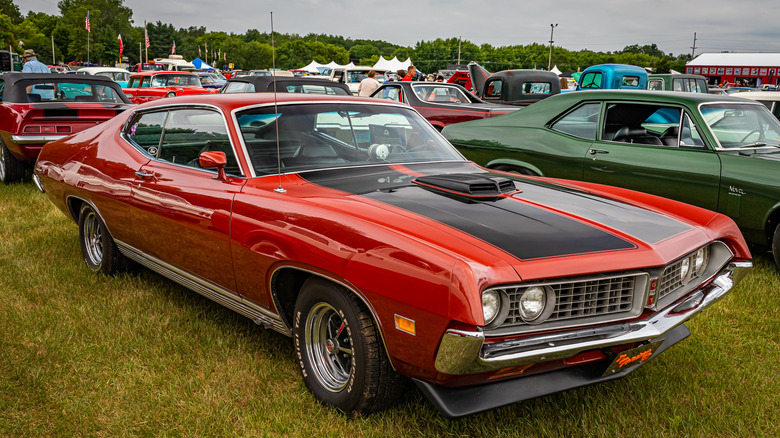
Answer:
[686,53,780,88]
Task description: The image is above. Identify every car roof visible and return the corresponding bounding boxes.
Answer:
[225,76,350,91]
[732,91,780,101]
[78,67,130,73]
[129,71,198,77]
[0,72,118,85]
[129,92,402,112]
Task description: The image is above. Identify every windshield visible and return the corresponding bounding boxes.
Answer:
[150,74,201,87]
[235,103,463,175]
[700,103,780,148]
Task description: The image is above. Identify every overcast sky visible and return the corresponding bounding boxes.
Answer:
[21,0,780,57]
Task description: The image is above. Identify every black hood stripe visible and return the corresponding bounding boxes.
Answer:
[299,164,642,261]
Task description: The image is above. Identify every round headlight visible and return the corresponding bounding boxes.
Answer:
[519,286,547,322]
[693,248,708,275]
[482,290,500,325]
[679,257,691,283]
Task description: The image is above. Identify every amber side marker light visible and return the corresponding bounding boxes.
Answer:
[394,314,416,335]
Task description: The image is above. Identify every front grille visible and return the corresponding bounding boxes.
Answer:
[498,274,642,329]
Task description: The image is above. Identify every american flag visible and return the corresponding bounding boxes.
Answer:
[171,41,176,54]
[198,45,201,57]
[144,28,150,48]
[85,12,90,32]
[118,34,123,54]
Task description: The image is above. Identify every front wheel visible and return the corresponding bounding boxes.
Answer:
[293,278,403,415]
[493,164,539,176]
[166,91,176,98]
[78,203,129,275]
[773,223,780,269]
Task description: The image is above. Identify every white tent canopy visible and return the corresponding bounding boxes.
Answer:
[550,65,562,75]
[299,60,324,73]
[372,56,413,72]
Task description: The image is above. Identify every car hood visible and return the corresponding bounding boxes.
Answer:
[296,162,714,280]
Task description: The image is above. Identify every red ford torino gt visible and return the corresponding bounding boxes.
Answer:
[33,93,752,417]
[0,73,132,183]
[122,71,217,104]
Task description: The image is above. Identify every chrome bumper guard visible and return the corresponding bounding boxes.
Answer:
[435,261,752,375]
[10,135,67,145]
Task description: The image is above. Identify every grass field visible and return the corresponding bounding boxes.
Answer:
[1,181,778,437]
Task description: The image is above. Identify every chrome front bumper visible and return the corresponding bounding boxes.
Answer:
[435,261,752,375]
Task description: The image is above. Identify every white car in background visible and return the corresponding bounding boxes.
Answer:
[735,90,780,119]
[74,67,131,87]
[328,66,388,95]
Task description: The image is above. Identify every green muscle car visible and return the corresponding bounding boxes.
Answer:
[443,90,780,268]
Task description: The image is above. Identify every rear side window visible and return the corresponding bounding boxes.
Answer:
[125,111,167,152]
[621,76,640,87]
[551,103,600,140]
[521,82,552,94]
[222,81,255,93]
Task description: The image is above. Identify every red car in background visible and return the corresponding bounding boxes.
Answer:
[0,73,132,183]
[122,71,216,104]
[369,81,518,130]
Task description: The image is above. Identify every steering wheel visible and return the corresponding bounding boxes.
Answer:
[740,129,762,142]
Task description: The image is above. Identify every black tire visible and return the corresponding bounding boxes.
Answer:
[773,222,780,270]
[78,203,129,275]
[493,164,538,176]
[0,138,27,184]
[293,278,403,415]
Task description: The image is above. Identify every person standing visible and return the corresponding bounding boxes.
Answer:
[402,66,416,81]
[22,49,55,100]
[358,70,380,97]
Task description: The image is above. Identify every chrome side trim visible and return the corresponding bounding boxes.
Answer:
[116,240,290,337]
[11,135,66,144]
[435,261,752,375]
[32,173,45,193]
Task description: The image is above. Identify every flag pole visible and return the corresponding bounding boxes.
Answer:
[51,34,55,65]
[86,11,90,64]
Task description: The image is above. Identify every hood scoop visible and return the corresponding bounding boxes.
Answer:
[413,173,519,200]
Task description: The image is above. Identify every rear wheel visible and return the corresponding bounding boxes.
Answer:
[293,278,403,415]
[78,204,129,275]
[772,223,780,269]
[0,139,26,184]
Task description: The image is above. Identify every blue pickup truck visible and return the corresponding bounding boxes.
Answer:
[576,64,648,90]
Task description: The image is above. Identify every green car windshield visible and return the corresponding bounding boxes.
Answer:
[701,103,780,149]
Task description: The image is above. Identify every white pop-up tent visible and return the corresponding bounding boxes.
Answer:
[299,60,324,73]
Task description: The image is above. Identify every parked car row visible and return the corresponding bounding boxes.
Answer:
[1,67,774,418]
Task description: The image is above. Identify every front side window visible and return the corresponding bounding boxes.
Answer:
[235,103,463,175]
[151,74,199,87]
[551,103,600,140]
[701,103,780,149]
[128,77,141,88]
[603,103,683,146]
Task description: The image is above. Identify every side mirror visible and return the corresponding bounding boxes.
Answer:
[199,151,230,181]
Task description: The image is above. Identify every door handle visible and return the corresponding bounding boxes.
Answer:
[589,148,609,155]
[135,171,155,179]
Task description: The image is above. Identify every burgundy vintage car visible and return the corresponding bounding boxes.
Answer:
[369,81,518,130]
[34,93,752,417]
[0,73,132,183]
[122,71,217,104]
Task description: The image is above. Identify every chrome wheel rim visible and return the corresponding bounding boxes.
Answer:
[304,302,354,392]
[83,211,103,266]
[0,146,6,181]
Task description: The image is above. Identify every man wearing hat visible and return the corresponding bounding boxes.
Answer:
[22,49,49,73]
[22,49,55,100]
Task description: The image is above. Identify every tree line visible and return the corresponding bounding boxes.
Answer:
[1,0,688,73]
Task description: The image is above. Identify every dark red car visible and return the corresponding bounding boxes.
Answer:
[0,73,132,183]
[370,81,518,130]
[34,93,752,417]
[122,71,217,104]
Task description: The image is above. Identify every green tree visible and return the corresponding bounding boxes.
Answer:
[0,0,21,24]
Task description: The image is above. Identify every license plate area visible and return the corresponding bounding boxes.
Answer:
[602,339,664,377]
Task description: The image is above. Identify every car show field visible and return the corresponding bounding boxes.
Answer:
[1,181,777,435]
